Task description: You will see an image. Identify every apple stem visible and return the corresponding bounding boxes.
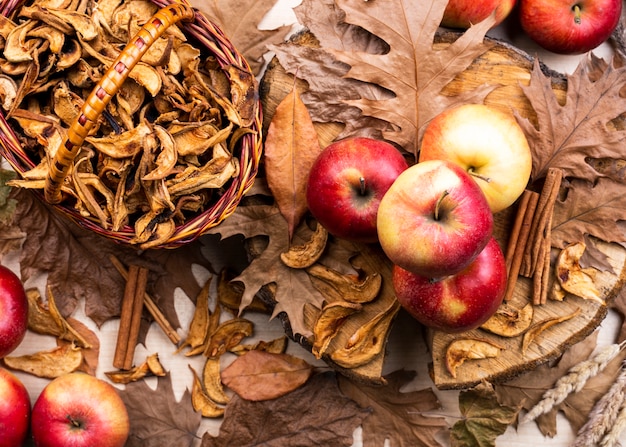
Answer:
[359,176,366,195]
[573,4,581,24]
[67,415,83,429]
[434,190,449,221]
[468,169,491,184]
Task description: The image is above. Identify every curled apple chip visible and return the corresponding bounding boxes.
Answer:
[556,242,604,305]
[306,263,382,304]
[105,353,167,384]
[4,343,83,378]
[27,287,91,348]
[230,335,288,356]
[204,318,254,359]
[189,365,225,418]
[202,357,230,405]
[176,277,213,355]
[480,302,534,337]
[445,338,504,379]
[312,301,362,359]
[330,299,400,369]
[522,307,582,354]
[280,223,328,269]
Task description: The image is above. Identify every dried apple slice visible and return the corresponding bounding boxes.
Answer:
[312,301,362,359]
[556,242,604,305]
[306,263,382,304]
[522,307,582,354]
[445,338,504,379]
[280,223,328,269]
[189,365,225,418]
[480,302,534,337]
[202,357,230,405]
[4,343,83,378]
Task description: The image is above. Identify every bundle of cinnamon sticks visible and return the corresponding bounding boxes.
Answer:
[504,167,563,306]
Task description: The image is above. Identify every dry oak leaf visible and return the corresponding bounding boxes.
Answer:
[338,369,449,447]
[201,372,370,447]
[275,0,497,156]
[516,55,626,183]
[550,177,626,250]
[190,0,292,76]
[206,201,333,338]
[119,373,202,447]
[264,85,323,239]
[450,382,520,447]
[220,350,314,401]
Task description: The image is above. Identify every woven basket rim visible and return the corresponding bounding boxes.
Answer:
[0,0,263,249]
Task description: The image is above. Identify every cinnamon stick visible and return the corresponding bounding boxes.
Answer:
[109,255,180,345]
[123,266,148,370]
[521,167,563,278]
[503,190,539,302]
[113,264,140,369]
[505,189,535,274]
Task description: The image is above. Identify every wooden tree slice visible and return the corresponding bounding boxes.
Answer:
[259,30,626,387]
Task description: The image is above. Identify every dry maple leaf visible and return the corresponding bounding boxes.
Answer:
[264,85,323,239]
[201,372,370,447]
[274,0,497,156]
[516,56,626,183]
[450,382,520,447]
[190,0,292,75]
[120,373,202,447]
[551,177,626,250]
[338,369,449,447]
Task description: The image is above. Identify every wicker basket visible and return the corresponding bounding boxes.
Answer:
[0,0,262,249]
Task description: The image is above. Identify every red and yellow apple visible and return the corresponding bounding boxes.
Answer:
[0,367,31,447]
[519,0,621,54]
[0,264,28,358]
[31,372,130,447]
[419,103,532,214]
[306,137,409,243]
[441,0,517,29]
[393,237,507,333]
[377,159,493,279]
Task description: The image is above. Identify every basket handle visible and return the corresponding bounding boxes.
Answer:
[44,1,195,204]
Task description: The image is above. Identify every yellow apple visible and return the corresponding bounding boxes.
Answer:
[419,104,532,213]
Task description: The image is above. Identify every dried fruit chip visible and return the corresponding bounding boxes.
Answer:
[556,242,604,305]
[202,357,230,405]
[280,223,328,269]
[330,299,400,369]
[176,277,212,355]
[521,307,582,354]
[204,318,254,359]
[480,302,534,338]
[445,339,504,379]
[312,301,362,359]
[229,335,289,356]
[3,343,83,378]
[105,353,167,384]
[306,263,382,304]
[189,365,225,418]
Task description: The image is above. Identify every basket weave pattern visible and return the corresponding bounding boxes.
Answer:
[0,0,262,249]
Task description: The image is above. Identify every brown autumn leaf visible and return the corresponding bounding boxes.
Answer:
[338,369,449,447]
[264,85,323,239]
[516,56,626,183]
[119,373,202,447]
[274,0,496,156]
[551,177,626,251]
[207,191,354,337]
[0,188,210,336]
[451,382,521,447]
[189,0,292,76]
[221,350,314,401]
[201,372,370,447]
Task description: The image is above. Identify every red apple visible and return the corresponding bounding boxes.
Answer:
[377,159,493,278]
[419,103,532,214]
[441,0,517,29]
[393,237,507,333]
[0,264,28,358]
[0,367,31,447]
[519,0,622,54]
[31,372,130,447]
[306,137,409,243]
